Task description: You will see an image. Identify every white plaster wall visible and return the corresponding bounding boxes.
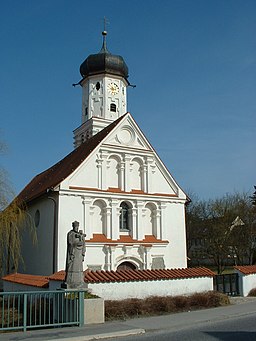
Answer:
[163,202,187,269]
[236,273,256,297]
[88,277,213,300]
[68,153,98,189]
[151,165,175,194]
[20,198,55,276]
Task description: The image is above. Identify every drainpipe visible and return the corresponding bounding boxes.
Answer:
[47,189,58,274]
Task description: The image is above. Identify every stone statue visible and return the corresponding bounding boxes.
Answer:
[63,221,86,289]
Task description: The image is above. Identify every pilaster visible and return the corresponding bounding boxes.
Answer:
[82,197,92,239]
[124,154,131,192]
[111,200,120,240]
[159,203,167,240]
[136,201,145,240]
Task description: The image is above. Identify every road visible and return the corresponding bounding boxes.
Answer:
[110,314,256,340]
[105,298,256,341]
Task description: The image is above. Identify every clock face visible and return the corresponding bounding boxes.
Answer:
[107,82,119,95]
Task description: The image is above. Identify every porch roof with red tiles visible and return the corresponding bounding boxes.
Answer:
[17,114,126,204]
[234,265,256,275]
[2,273,49,288]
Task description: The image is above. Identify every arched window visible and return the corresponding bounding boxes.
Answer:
[96,82,100,90]
[110,103,116,112]
[120,202,130,230]
[117,262,136,271]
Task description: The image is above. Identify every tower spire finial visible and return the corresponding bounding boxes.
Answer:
[100,16,109,53]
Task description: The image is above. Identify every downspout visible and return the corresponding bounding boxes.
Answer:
[47,189,58,274]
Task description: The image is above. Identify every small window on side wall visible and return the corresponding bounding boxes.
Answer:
[85,107,88,119]
[34,209,40,228]
[110,103,116,112]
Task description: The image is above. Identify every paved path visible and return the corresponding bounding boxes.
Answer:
[1,297,256,341]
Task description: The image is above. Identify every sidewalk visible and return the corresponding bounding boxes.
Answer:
[2,297,256,341]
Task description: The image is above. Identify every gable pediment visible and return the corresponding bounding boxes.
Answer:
[65,113,185,199]
[103,115,152,151]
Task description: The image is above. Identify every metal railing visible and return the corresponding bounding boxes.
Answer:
[0,289,85,332]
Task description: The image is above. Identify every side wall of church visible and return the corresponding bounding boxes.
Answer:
[20,197,55,276]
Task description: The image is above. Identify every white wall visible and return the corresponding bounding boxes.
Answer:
[235,271,256,297]
[3,276,213,301]
[88,276,213,300]
[21,197,56,276]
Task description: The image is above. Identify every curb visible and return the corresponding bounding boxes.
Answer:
[45,328,145,341]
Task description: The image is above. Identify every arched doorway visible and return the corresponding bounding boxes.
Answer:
[117,261,137,271]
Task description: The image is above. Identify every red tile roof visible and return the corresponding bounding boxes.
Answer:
[17,114,127,203]
[49,267,215,283]
[234,265,256,275]
[86,234,168,244]
[3,268,215,288]
[2,273,49,288]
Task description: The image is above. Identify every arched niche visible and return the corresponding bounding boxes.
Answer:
[107,154,122,189]
[144,202,157,236]
[92,199,107,234]
[130,157,143,191]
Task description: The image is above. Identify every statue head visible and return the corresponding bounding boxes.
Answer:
[72,221,79,232]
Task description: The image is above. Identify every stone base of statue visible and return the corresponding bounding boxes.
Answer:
[61,273,88,290]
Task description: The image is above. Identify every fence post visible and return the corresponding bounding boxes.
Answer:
[23,293,27,332]
[78,291,84,327]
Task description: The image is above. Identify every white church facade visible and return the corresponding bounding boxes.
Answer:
[19,31,188,276]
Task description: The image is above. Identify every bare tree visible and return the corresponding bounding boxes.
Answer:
[250,186,256,206]
[186,192,256,274]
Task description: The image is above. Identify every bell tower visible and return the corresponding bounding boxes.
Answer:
[73,30,129,148]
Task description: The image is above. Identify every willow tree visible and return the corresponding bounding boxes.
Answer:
[0,141,36,276]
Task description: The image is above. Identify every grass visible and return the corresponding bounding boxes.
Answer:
[105,291,230,321]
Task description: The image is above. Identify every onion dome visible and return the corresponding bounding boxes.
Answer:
[80,31,129,79]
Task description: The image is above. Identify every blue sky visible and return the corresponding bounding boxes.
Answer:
[0,0,255,200]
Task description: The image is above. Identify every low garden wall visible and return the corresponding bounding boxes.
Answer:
[3,267,215,300]
[88,276,213,300]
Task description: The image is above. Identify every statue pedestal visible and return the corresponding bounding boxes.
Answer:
[84,297,105,325]
[57,288,104,325]
[61,281,88,290]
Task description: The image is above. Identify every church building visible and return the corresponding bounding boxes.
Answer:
[19,31,188,276]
